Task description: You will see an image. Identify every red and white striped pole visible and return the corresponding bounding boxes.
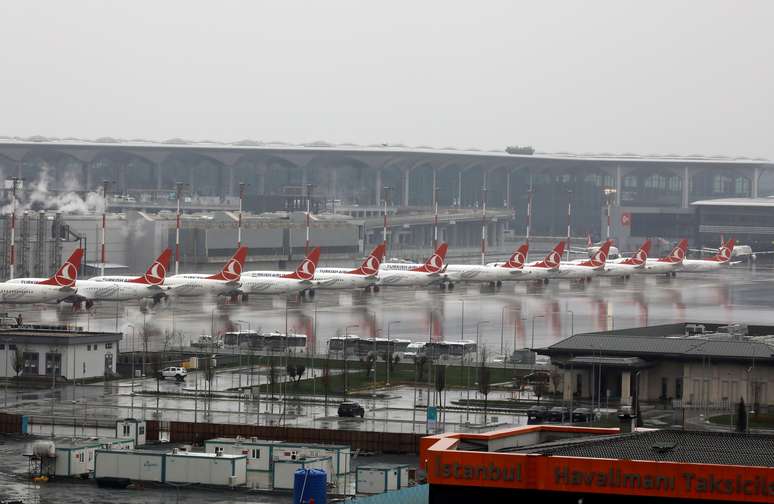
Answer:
[238,182,245,248]
[100,180,110,277]
[8,178,19,280]
[305,183,314,255]
[382,186,391,256]
[526,186,533,247]
[175,182,185,275]
[432,170,439,251]
[566,190,573,261]
[481,184,488,265]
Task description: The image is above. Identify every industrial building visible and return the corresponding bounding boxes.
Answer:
[691,198,774,251]
[420,425,774,503]
[539,323,774,411]
[0,138,771,253]
[0,321,121,380]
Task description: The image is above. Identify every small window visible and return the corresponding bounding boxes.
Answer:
[9,344,16,350]
[87,345,91,351]
[0,344,4,350]
[251,449,260,459]
[105,343,112,349]
[122,425,130,436]
[138,426,144,435]
[215,446,224,455]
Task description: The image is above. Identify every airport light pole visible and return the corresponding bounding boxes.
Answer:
[603,187,617,241]
[480,184,488,265]
[531,315,545,367]
[127,324,136,416]
[238,182,247,248]
[236,319,251,391]
[6,177,22,280]
[305,184,315,255]
[386,321,401,387]
[525,184,533,250]
[566,190,573,262]
[344,325,359,397]
[100,180,111,277]
[433,180,440,251]
[382,186,392,255]
[174,182,188,275]
[500,306,520,366]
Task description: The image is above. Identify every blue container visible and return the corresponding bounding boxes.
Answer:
[293,468,327,504]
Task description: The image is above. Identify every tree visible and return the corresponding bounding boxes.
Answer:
[736,397,748,433]
[11,348,24,378]
[534,381,549,405]
[361,354,376,380]
[415,356,429,383]
[434,365,447,426]
[477,350,492,424]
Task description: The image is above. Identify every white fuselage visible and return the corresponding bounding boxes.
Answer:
[598,262,643,278]
[377,264,442,287]
[1,278,74,304]
[84,276,170,301]
[241,270,325,294]
[640,259,682,275]
[314,268,377,290]
[678,259,728,273]
[441,264,525,284]
[555,264,601,279]
[164,274,239,297]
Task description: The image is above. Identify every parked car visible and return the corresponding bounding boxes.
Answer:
[572,407,592,423]
[527,405,548,423]
[159,367,188,381]
[548,406,570,422]
[338,401,365,418]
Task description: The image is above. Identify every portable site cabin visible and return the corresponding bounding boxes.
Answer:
[204,438,350,489]
[94,449,247,487]
[272,456,332,490]
[356,463,410,495]
[115,418,146,446]
[55,437,135,478]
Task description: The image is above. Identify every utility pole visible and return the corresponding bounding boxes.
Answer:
[7,177,22,280]
[175,182,187,275]
[566,189,573,262]
[305,184,315,255]
[480,184,488,265]
[238,182,247,248]
[432,173,439,250]
[382,186,392,256]
[100,180,110,277]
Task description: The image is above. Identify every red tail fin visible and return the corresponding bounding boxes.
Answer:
[621,240,651,266]
[207,246,248,281]
[348,243,385,276]
[129,248,172,285]
[658,239,687,263]
[578,240,611,268]
[283,247,320,280]
[38,248,83,287]
[501,243,529,269]
[712,238,735,262]
[412,243,448,273]
[533,241,564,269]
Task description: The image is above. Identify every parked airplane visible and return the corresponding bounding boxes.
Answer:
[599,240,651,278]
[555,240,612,280]
[680,239,736,272]
[2,249,83,304]
[61,248,174,309]
[314,243,385,291]
[487,241,565,283]
[241,247,328,295]
[165,246,248,297]
[378,243,449,287]
[640,239,688,276]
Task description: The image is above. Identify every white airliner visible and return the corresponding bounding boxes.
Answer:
[377,243,449,287]
[315,243,385,291]
[2,249,83,304]
[680,239,736,272]
[640,239,688,276]
[599,240,651,278]
[73,249,174,308]
[240,247,327,295]
[555,240,612,280]
[443,243,530,287]
[165,246,248,297]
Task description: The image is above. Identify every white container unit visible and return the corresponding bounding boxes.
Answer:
[272,457,332,490]
[165,452,246,487]
[356,464,410,495]
[54,438,135,478]
[116,418,146,446]
[204,438,281,489]
[95,450,165,483]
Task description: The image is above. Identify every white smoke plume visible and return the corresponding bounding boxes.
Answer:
[2,164,105,215]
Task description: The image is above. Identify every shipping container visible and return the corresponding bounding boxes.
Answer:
[356,464,409,495]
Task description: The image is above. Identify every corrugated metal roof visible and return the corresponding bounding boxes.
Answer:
[545,333,774,360]
[514,430,774,467]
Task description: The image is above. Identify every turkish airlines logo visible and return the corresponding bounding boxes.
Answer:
[145,261,166,285]
[361,255,379,276]
[671,247,685,261]
[590,248,607,266]
[426,253,444,272]
[544,251,560,268]
[56,262,77,287]
[718,246,731,261]
[507,252,525,268]
[221,258,242,281]
[297,258,316,280]
[633,249,647,264]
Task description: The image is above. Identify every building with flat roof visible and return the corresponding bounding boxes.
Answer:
[539,323,774,411]
[420,425,774,503]
[691,197,774,251]
[0,320,121,380]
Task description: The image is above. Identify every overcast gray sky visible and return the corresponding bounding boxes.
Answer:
[2,1,772,159]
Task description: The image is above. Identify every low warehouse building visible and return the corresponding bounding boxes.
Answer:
[420,425,774,503]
